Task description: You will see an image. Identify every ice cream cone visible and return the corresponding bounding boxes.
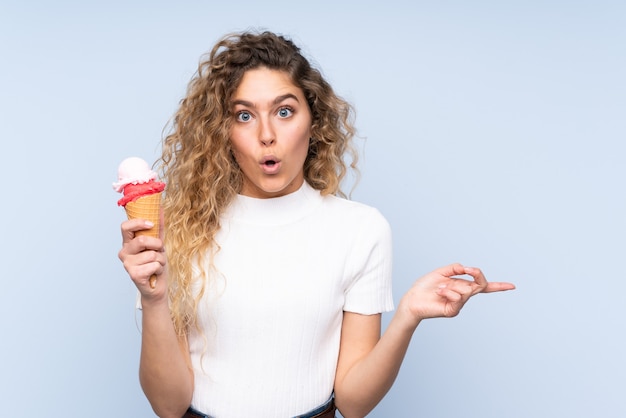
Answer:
[124,192,162,288]
[124,192,162,238]
[114,157,166,290]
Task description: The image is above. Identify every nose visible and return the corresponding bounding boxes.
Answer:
[258,116,275,146]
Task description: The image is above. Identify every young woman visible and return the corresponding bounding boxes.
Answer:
[118,31,515,418]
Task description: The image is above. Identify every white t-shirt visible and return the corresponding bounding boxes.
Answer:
[188,182,394,417]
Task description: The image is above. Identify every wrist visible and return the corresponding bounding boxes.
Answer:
[395,296,422,332]
[140,291,169,311]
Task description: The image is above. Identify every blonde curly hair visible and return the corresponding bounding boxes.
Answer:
[158,31,358,335]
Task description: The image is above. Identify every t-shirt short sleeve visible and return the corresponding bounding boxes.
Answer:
[343,208,394,315]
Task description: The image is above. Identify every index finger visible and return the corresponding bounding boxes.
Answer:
[463,266,488,287]
[432,263,467,278]
[121,218,155,243]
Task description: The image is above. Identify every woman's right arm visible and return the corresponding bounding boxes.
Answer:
[119,219,194,418]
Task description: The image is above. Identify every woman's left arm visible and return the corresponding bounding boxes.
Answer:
[333,263,515,418]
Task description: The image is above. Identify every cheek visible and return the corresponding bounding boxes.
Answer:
[298,137,310,158]
[229,141,246,169]
[229,134,247,159]
[294,126,311,152]
[301,133,312,158]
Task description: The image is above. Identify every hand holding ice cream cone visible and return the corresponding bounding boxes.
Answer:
[114,157,165,289]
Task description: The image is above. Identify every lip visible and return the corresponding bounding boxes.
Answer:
[259,155,282,175]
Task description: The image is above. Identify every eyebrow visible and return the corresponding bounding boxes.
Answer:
[232,93,300,108]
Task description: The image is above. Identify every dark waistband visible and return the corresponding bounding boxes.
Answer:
[183,396,335,418]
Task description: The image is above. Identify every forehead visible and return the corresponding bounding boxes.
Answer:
[233,67,304,101]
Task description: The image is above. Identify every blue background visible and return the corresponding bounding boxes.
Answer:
[1,1,624,417]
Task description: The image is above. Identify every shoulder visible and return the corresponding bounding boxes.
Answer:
[322,191,386,219]
[302,182,390,234]
[321,194,391,235]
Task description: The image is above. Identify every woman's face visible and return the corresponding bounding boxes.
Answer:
[230,67,312,199]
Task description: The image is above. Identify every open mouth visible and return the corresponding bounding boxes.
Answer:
[261,156,280,166]
[260,157,281,174]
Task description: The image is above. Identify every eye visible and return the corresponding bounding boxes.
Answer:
[236,111,252,122]
[277,107,293,118]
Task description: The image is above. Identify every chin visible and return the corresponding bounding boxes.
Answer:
[242,175,302,198]
[259,182,297,198]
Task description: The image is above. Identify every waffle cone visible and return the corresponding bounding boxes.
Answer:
[124,192,162,238]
